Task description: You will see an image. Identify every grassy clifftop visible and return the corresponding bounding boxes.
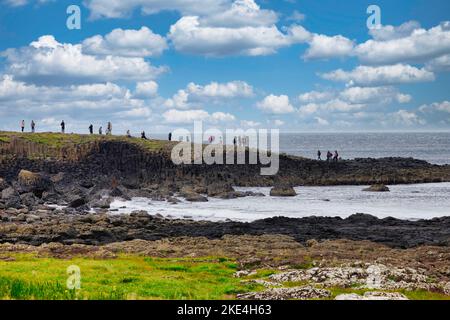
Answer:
[0,131,172,154]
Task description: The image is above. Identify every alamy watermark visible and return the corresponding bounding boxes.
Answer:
[170,121,280,176]
[367,5,382,30]
[66,265,81,290]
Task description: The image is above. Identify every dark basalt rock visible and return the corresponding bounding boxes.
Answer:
[270,186,297,197]
[363,184,390,192]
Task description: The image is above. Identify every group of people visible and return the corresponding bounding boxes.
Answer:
[20,120,36,133]
[88,122,112,135]
[317,150,340,162]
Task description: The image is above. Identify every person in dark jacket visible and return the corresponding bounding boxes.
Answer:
[61,120,65,134]
[89,124,93,135]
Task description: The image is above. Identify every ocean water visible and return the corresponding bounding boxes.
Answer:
[152,132,450,165]
[110,183,450,222]
[278,132,450,165]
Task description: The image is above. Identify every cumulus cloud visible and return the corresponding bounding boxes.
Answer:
[392,110,425,125]
[419,101,450,113]
[356,22,450,65]
[340,86,411,104]
[162,109,235,124]
[2,35,167,85]
[426,54,450,72]
[134,81,159,99]
[304,34,355,60]
[82,27,168,57]
[368,21,421,41]
[298,91,335,103]
[165,81,253,109]
[256,94,295,114]
[321,64,435,86]
[168,16,310,56]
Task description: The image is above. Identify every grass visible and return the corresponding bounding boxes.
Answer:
[0,131,170,153]
[0,254,262,300]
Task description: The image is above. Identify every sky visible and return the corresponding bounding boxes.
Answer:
[0,0,450,134]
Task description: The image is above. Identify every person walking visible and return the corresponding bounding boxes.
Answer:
[107,122,112,135]
[61,120,65,134]
[168,132,172,141]
[141,131,148,140]
[20,120,25,133]
[31,120,35,133]
[89,124,94,135]
[317,150,322,161]
[326,151,332,162]
[333,150,339,162]
[126,130,131,138]
[99,126,103,135]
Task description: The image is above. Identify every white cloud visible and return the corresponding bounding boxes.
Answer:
[165,80,253,109]
[82,27,168,57]
[241,120,261,127]
[168,16,310,56]
[273,119,285,126]
[298,90,334,103]
[256,94,295,114]
[321,64,435,86]
[340,86,411,104]
[162,109,235,124]
[286,10,306,22]
[200,0,278,28]
[314,117,329,126]
[368,21,421,41]
[304,34,355,60]
[392,110,425,125]
[426,54,450,72]
[134,81,159,98]
[419,101,450,113]
[2,35,167,85]
[356,22,450,65]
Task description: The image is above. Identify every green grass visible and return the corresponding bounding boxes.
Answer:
[0,254,262,300]
[0,131,170,153]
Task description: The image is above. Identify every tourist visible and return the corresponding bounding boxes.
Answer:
[61,120,65,134]
[89,124,93,135]
[168,132,172,141]
[126,130,131,138]
[141,131,148,140]
[20,120,25,133]
[107,122,112,135]
[31,120,35,133]
[317,150,322,161]
[334,150,339,162]
[233,137,237,146]
[326,151,332,162]
[99,126,102,135]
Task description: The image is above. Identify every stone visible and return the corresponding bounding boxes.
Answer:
[69,197,87,208]
[18,170,53,196]
[185,193,208,202]
[335,292,408,300]
[363,184,390,192]
[237,286,331,300]
[0,177,9,192]
[2,187,21,209]
[270,186,297,197]
[207,183,234,197]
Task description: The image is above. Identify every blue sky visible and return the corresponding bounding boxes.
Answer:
[0,0,449,133]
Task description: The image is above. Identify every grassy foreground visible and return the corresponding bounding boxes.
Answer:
[0,254,260,300]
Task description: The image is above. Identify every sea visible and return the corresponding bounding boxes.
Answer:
[115,132,450,221]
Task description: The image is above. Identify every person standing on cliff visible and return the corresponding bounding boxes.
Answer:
[168,132,172,141]
[31,120,35,133]
[317,150,322,160]
[99,126,102,135]
[141,131,148,140]
[20,120,25,133]
[89,124,93,135]
[333,150,339,162]
[107,122,112,135]
[61,120,65,134]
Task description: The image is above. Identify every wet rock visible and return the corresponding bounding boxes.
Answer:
[69,197,87,208]
[41,191,60,203]
[207,183,234,197]
[20,192,39,208]
[0,177,9,192]
[2,187,21,209]
[110,187,131,200]
[363,184,390,192]
[130,210,151,219]
[185,193,208,202]
[237,286,331,300]
[335,292,408,300]
[91,197,113,209]
[270,186,297,197]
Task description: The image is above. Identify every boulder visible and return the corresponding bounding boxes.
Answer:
[20,192,39,208]
[91,197,113,209]
[1,187,21,209]
[69,196,87,208]
[335,292,408,300]
[270,186,297,197]
[0,177,9,192]
[237,286,331,300]
[363,184,390,192]
[207,183,234,197]
[18,170,53,196]
[185,193,208,202]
